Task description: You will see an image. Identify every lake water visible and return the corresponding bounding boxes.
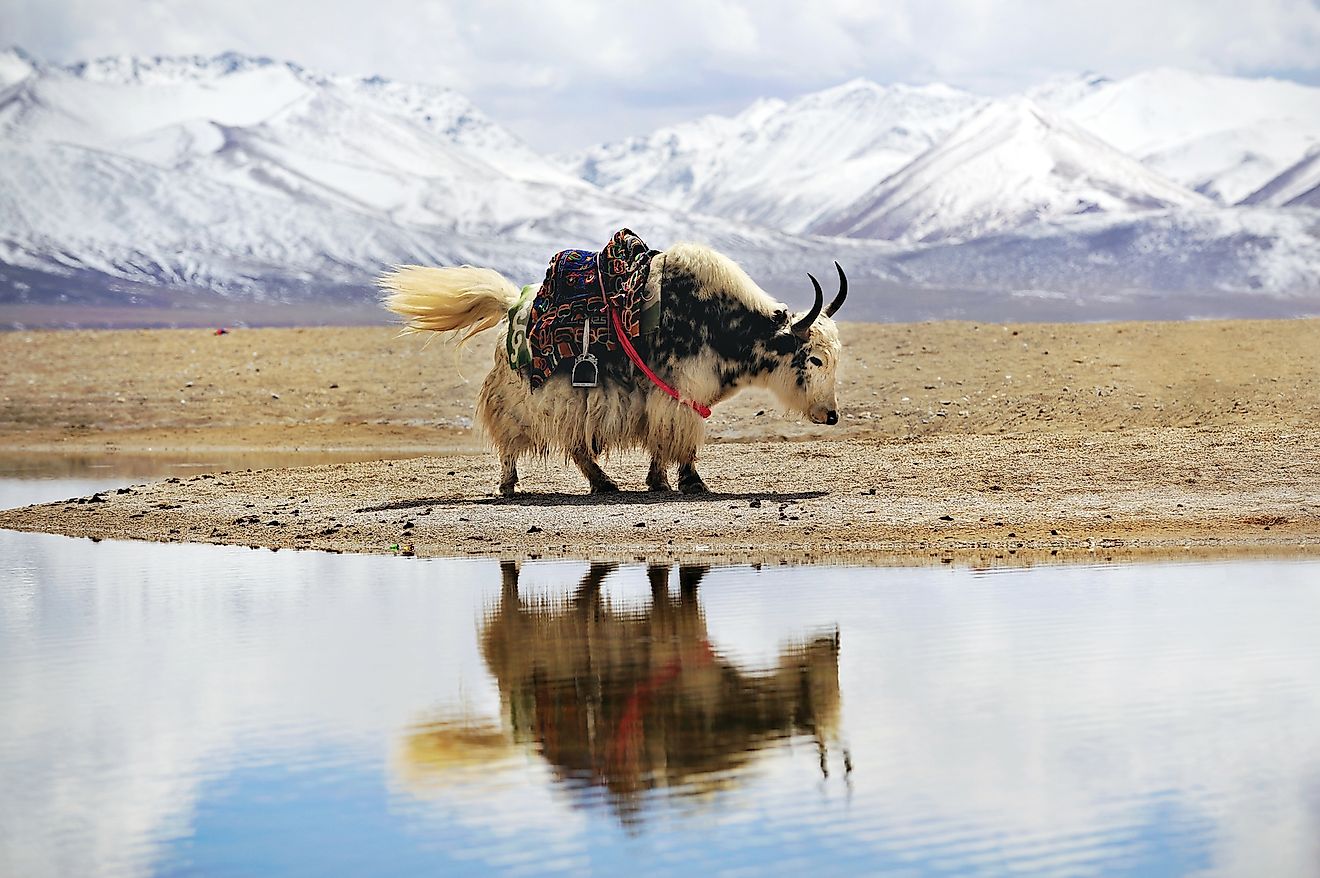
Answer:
[2,473,1320,876]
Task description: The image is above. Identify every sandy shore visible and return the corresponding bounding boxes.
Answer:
[2,320,1318,562]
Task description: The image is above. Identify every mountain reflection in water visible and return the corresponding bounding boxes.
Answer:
[405,562,847,825]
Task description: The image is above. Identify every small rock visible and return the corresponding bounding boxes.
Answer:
[270,393,280,399]
[749,499,762,508]
[939,514,953,521]
[528,525,542,533]
[634,521,646,528]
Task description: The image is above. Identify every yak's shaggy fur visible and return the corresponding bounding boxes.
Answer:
[379,243,842,495]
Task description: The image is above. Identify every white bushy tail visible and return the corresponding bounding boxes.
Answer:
[378,265,522,344]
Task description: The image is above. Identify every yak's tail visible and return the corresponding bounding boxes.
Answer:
[377,265,522,345]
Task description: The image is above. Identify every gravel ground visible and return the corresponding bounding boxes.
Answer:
[2,320,1318,563]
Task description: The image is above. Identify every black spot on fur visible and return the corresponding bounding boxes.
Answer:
[767,333,799,356]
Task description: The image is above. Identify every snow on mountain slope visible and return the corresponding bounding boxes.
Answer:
[0,133,847,301]
[561,79,985,234]
[1242,146,1320,208]
[0,47,36,89]
[2,47,1318,317]
[815,98,1210,243]
[1141,120,1320,206]
[0,49,809,298]
[896,206,1320,299]
[1024,72,1114,110]
[1036,69,1320,204]
[0,142,528,297]
[0,49,585,204]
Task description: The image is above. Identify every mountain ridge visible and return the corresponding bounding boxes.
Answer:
[2,47,1319,322]
[813,97,1211,242]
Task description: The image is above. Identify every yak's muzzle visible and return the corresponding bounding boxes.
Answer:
[809,406,839,425]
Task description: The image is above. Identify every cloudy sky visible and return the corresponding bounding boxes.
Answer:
[6,0,1320,150]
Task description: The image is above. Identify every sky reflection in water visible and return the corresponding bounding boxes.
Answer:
[2,521,1319,877]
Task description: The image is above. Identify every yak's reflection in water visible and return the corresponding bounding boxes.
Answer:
[405,562,848,824]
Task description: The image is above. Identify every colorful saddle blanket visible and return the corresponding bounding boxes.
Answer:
[506,228,661,389]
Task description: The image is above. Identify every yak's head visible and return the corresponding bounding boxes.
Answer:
[764,264,847,425]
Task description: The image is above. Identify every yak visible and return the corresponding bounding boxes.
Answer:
[379,240,846,495]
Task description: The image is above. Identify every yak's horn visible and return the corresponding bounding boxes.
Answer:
[793,273,825,338]
[825,262,848,317]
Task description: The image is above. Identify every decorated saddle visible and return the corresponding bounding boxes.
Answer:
[507,228,660,389]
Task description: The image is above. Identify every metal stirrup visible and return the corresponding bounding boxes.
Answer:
[571,315,598,387]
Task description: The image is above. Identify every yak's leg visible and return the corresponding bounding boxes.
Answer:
[572,561,616,611]
[678,564,707,600]
[646,563,670,598]
[498,450,519,496]
[677,456,709,495]
[499,560,520,596]
[646,455,672,492]
[571,446,620,494]
[479,362,533,497]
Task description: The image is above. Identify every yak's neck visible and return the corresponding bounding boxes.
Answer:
[649,257,791,408]
[657,291,783,401]
[659,287,777,362]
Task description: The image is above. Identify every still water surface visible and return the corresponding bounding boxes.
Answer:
[2,474,1319,876]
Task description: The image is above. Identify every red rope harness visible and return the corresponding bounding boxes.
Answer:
[607,308,712,419]
[596,259,711,419]
[608,639,718,769]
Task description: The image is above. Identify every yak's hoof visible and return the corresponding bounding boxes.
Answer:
[678,478,709,495]
[498,483,517,497]
[647,480,673,493]
[591,481,621,494]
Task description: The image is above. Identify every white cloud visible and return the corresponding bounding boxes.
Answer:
[4,0,1319,148]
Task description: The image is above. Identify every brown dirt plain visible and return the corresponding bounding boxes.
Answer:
[1,319,1318,565]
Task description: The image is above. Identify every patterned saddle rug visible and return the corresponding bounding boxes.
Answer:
[506,228,660,389]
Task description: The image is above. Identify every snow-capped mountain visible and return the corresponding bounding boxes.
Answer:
[895,207,1320,301]
[1242,146,1320,208]
[0,48,633,237]
[1034,68,1320,204]
[812,99,1211,242]
[561,79,985,234]
[1,47,1318,324]
[0,48,831,302]
[567,67,1320,241]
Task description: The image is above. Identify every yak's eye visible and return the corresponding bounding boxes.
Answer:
[808,356,824,367]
